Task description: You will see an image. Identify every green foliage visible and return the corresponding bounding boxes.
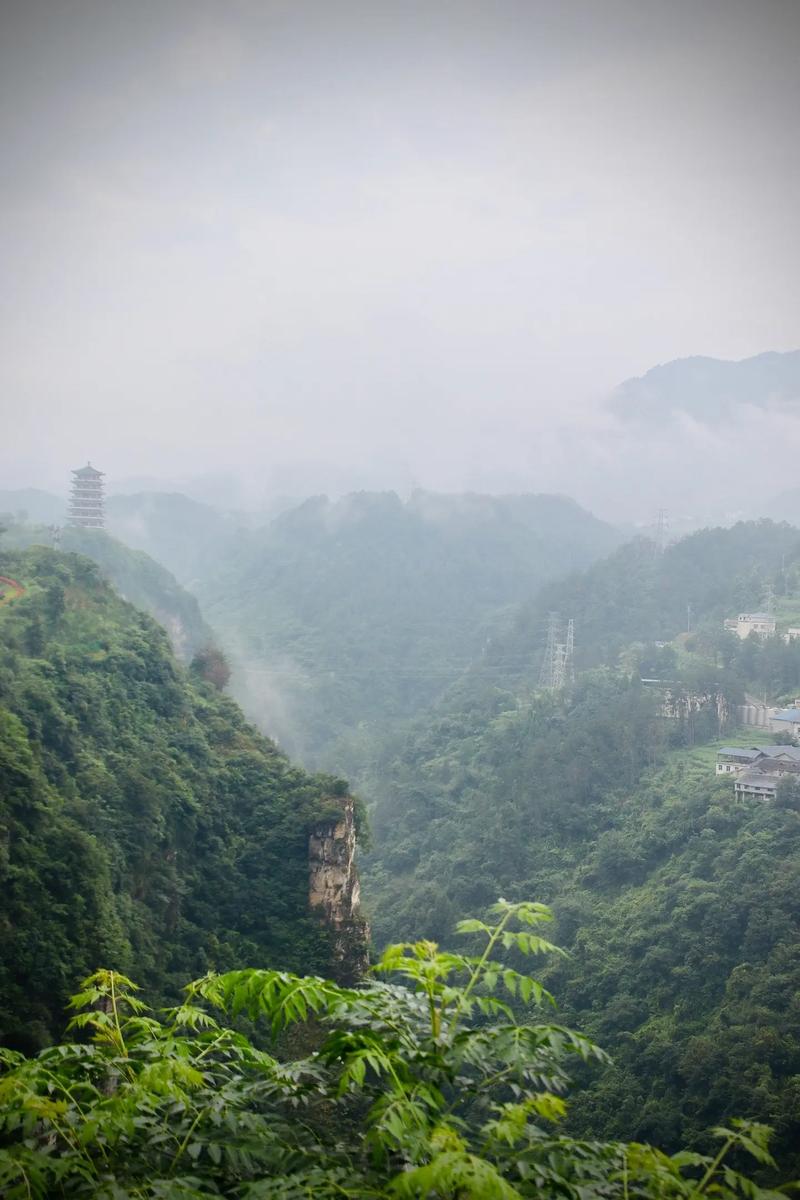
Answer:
[365,673,679,943]
[361,524,800,1165]
[190,645,232,691]
[0,547,347,1049]
[365,674,800,1165]
[0,902,788,1197]
[3,524,214,662]
[543,763,800,1160]
[497,520,800,684]
[691,625,800,704]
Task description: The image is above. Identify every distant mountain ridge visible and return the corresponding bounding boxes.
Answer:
[610,349,800,425]
[105,492,251,588]
[200,488,621,769]
[1,490,254,590]
[0,488,64,525]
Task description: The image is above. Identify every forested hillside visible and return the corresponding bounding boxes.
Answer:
[362,521,800,1164]
[549,756,800,1158]
[364,668,737,944]
[201,489,620,768]
[2,522,214,661]
[0,489,255,592]
[4,507,799,1167]
[362,674,798,1160]
[0,546,349,1050]
[486,520,800,684]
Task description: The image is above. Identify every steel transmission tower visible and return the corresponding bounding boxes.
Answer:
[539,613,560,689]
[564,618,575,685]
[539,614,575,690]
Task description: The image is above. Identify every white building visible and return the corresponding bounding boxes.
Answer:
[715,747,765,775]
[726,612,776,639]
[720,744,800,800]
[735,771,780,800]
[716,745,800,775]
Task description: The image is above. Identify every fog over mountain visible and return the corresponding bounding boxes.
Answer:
[4,348,799,531]
[594,350,800,524]
[1,1,798,523]
[610,351,800,426]
[6,3,800,1181]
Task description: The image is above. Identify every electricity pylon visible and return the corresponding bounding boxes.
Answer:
[539,614,575,689]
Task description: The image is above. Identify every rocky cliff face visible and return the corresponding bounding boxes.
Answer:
[309,795,369,983]
[662,687,732,732]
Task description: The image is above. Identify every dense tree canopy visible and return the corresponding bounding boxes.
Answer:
[0,547,345,1049]
[0,901,789,1196]
[360,523,800,1167]
[4,513,800,1181]
[3,522,214,662]
[491,520,800,684]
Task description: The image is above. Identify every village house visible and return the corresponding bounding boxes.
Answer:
[715,747,765,774]
[717,743,800,800]
[734,771,782,800]
[716,745,800,775]
[723,612,777,639]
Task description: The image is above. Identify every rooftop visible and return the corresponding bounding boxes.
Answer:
[760,745,800,760]
[72,461,104,478]
[735,770,779,790]
[717,744,800,762]
[773,709,800,722]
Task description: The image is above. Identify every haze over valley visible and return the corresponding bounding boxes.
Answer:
[3,1,800,1194]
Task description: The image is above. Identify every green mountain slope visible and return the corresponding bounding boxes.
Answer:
[3,523,214,662]
[363,672,800,1164]
[202,489,620,770]
[361,521,800,1162]
[547,755,800,1157]
[0,546,348,1050]
[488,519,800,683]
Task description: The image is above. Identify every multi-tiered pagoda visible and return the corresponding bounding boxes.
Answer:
[67,462,105,528]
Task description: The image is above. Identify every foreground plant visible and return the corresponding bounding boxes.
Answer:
[0,900,790,1198]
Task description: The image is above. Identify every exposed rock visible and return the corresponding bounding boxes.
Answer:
[309,795,370,983]
[662,687,733,739]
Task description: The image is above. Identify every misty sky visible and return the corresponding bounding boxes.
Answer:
[1,0,799,519]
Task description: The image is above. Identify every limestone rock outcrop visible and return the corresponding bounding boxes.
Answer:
[309,795,369,982]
